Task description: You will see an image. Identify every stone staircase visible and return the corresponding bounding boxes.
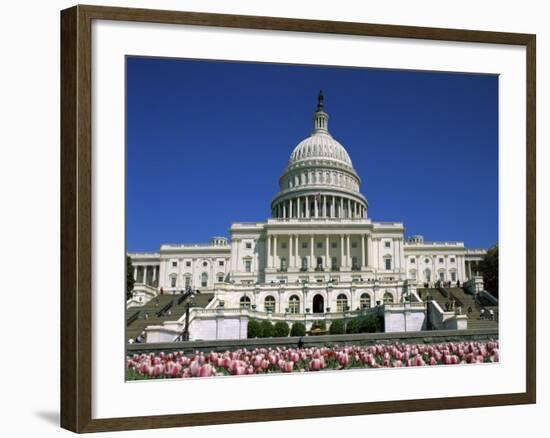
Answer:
[441,287,498,330]
[126,292,214,341]
[417,288,448,309]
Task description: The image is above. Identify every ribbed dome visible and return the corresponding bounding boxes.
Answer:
[289,132,352,167]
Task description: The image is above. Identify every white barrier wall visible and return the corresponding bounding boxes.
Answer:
[189,313,249,341]
[384,303,426,332]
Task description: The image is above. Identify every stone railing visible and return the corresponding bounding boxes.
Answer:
[127,283,158,308]
[427,300,467,330]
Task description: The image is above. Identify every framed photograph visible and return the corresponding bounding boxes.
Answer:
[60,4,536,433]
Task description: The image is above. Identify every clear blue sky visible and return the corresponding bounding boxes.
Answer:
[126,57,498,252]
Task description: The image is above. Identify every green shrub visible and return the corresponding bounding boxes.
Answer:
[290,322,306,337]
[273,321,290,337]
[329,319,345,335]
[259,320,274,338]
[360,314,383,333]
[247,319,262,338]
[346,318,361,334]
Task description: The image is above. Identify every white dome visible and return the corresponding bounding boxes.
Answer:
[289,132,353,167]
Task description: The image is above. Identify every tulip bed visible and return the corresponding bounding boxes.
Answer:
[126,340,499,380]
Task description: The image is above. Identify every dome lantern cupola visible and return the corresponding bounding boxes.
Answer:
[312,90,329,134]
[271,92,369,220]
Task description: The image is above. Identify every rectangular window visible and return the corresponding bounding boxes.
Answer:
[170,277,176,287]
[217,276,224,282]
[352,241,358,248]
[245,242,252,249]
[410,258,416,263]
[219,260,224,266]
[331,242,337,249]
[451,272,457,281]
[385,241,391,248]
[385,258,392,270]
[281,242,287,249]
[439,258,444,263]
[450,257,455,263]
[186,261,191,267]
[302,242,308,249]
[316,242,322,249]
[244,260,251,272]
[172,261,177,267]
[185,276,190,288]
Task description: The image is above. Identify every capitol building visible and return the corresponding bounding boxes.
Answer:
[128,92,487,338]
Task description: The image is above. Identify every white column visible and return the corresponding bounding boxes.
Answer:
[289,234,294,268]
[346,234,351,268]
[267,235,272,268]
[340,197,344,218]
[143,266,148,285]
[340,235,345,269]
[323,196,327,217]
[367,234,373,267]
[152,266,157,283]
[297,198,301,219]
[361,234,366,268]
[331,196,335,218]
[325,235,330,268]
[314,197,318,218]
[133,267,137,281]
[273,235,278,269]
[289,199,293,218]
[295,235,299,269]
[306,196,310,218]
[310,235,315,270]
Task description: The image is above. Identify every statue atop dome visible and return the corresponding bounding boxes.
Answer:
[317,90,324,110]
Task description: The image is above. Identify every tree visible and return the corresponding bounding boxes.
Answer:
[273,321,290,337]
[359,314,383,333]
[247,320,262,338]
[479,244,498,298]
[126,255,135,300]
[290,322,306,337]
[259,320,274,338]
[345,318,361,334]
[329,319,345,335]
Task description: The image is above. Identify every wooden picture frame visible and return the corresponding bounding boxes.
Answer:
[60,4,536,433]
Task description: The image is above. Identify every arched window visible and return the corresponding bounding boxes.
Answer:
[336,294,348,312]
[240,296,251,309]
[301,257,308,271]
[383,292,394,304]
[352,256,358,270]
[384,256,392,270]
[288,295,300,314]
[331,256,338,270]
[280,257,287,271]
[360,293,371,309]
[264,296,276,313]
[201,272,208,287]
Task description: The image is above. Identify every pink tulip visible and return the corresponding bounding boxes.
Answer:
[309,358,323,371]
[199,364,213,377]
